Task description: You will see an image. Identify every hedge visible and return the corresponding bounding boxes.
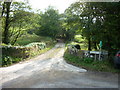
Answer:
[1,42,46,66]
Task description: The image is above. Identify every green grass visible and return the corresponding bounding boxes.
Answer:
[64,50,120,73]
[15,34,54,46]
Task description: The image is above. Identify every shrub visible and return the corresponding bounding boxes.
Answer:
[2,56,13,66]
[2,56,22,66]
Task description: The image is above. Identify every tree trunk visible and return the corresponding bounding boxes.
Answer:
[88,37,91,51]
[3,2,11,44]
[94,42,97,50]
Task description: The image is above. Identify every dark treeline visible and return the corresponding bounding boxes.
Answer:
[64,2,120,55]
[1,1,120,55]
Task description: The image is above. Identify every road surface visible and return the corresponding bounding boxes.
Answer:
[0,43,119,88]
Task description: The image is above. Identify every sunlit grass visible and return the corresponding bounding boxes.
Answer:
[15,34,53,46]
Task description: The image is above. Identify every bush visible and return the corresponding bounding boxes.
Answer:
[83,57,94,63]
[2,56,22,66]
[2,56,13,66]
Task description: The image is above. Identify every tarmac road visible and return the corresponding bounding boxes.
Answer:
[0,43,119,88]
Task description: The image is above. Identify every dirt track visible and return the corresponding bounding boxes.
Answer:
[0,43,119,88]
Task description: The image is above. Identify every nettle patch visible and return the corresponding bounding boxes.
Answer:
[1,42,46,66]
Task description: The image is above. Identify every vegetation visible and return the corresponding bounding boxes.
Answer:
[35,6,62,39]
[64,50,120,73]
[64,2,120,56]
[1,1,32,45]
[15,34,54,46]
[1,34,55,67]
[1,0,120,70]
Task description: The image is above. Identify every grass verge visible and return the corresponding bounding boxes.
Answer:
[64,50,120,73]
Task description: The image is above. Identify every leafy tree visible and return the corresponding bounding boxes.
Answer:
[36,6,62,39]
[63,7,80,41]
[1,1,33,45]
[64,2,120,54]
[10,10,34,45]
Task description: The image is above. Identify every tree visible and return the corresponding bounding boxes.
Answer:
[63,6,81,41]
[10,10,34,45]
[36,6,62,39]
[1,1,33,45]
[2,1,11,44]
[64,2,120,54]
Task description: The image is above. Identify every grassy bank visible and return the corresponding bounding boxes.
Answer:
[15,34,54,46]
[64,50,120,73]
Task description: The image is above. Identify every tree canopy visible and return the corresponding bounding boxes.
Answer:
[64,2,120,54]
[35,6,62,39]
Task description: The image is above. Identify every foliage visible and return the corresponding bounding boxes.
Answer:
[74,35,85,43]
[83,57,94,63]
[1,41,55,67]
[61,13,78,41]
[1,1,35,45]
[64,50,120,73]
[2,56,13,66]
[64,2,120,55]
[15,34,54,46]
[1,33,56,67]
[35,6,62,39]
[2,56,22,66]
